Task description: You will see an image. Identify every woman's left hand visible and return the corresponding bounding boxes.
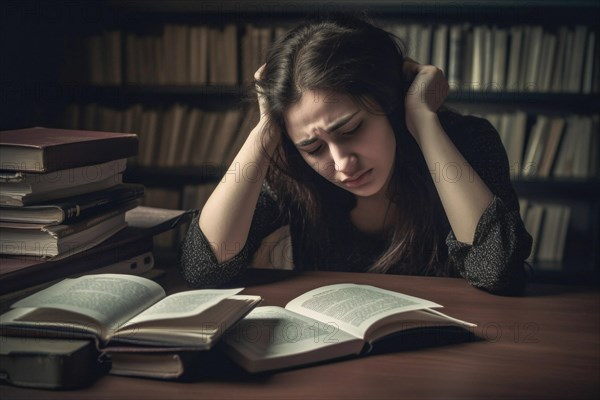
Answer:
[403,58,449,138]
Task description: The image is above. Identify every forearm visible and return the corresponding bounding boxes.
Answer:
[199,119,276,262]
[413,113,494,244]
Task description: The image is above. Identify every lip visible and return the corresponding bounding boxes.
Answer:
[341,169,372,188]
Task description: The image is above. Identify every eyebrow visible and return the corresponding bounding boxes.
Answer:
[294,110,359,147]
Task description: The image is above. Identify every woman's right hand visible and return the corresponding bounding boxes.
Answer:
[254,63,268,121]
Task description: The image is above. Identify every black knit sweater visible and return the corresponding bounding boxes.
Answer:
[178,110,533,294]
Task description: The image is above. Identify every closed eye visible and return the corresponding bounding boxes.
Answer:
[340,121,362,135]
[306,145,323,156]
[305,121,362,156]
[338,121,363,136]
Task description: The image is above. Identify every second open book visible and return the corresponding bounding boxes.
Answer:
[222,283,476,373]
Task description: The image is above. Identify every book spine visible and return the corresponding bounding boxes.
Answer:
[43,137,138,173]
[61,186,144,223]
[44,206,128,238]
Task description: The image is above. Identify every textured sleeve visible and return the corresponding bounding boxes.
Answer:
[177,185,284,288]
[443,114,533,295]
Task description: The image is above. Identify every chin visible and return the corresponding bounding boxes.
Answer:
[345,182,385,198]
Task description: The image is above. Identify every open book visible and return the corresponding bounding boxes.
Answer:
[222,283,476,373]
[0,274,262,350]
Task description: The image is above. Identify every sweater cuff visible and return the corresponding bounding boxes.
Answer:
[446,195,503,250]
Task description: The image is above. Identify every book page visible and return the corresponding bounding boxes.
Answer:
[285,284,441,339]
[112,295,262,348]
[120,288,243,328]
[366,308,477,343]
[11,274,165,338]
[222,306,363,373]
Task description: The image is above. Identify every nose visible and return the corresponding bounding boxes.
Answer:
[330,143,358,175]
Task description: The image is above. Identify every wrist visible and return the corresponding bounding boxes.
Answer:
[408,112,440,146]
[248,119,279,166]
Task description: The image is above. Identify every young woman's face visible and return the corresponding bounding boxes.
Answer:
[284,89,397,198]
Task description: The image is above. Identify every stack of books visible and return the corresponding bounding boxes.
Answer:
[0,127,142,260]
[0,127,201,387]
[0,128,200,306]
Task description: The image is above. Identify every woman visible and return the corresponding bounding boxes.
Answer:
[179,14,532,294]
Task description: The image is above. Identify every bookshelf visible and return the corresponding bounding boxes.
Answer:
[2,0,598,282]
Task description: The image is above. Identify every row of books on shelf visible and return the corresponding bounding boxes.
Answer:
[64,22,599,93]
[65,23,286,87]
[62,99,252,229]
[382,23,599,94]
[64,102,259,168]
[470,111,598,180]
[65,101,598,181]
[519,200,571,268]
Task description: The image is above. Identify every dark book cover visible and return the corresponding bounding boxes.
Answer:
[0,336,107,389]
[0,183,145,224]
[0,127,138,172]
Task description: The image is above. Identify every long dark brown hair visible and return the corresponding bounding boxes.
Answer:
[254,13,449,276]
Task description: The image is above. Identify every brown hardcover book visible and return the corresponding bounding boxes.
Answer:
[0,127,138,173]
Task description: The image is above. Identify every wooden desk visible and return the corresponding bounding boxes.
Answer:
[1,270,599,399]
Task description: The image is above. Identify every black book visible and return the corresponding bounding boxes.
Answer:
[0,183,145,224]
[0,336,106,389]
